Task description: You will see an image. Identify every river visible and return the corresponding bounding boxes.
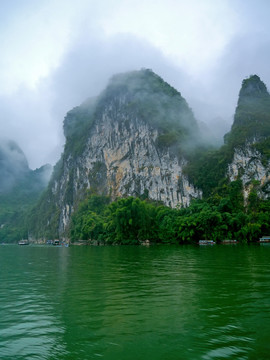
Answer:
[0,244,269,359]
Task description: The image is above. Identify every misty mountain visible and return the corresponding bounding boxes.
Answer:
[2,70,270,242]
[224,75,270,146]
[0,140,52,242]
[0,139,29,193]
[186,75,270,200]
[0,139,52,195]
[29,69,204,238]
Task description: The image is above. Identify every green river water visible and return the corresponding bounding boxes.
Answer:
[0,244,270,359]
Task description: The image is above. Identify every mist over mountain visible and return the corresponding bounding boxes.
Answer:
[29,69,204,238]
[0,140,52,242]
[1,70,270,243]
[186,74,270,202]
[225,75,270,146]
[0,139,52,194]
[0,139,29,193]
[26,69,270,241]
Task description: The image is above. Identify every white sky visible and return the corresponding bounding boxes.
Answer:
[1,0,270,168]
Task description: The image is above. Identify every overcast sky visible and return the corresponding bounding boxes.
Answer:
[1,0,270,169]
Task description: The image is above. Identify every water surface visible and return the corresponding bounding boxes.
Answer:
[0,244,270,359]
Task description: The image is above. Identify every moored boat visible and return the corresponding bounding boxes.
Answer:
[18,239,29,245]
[198,240,216,245]
[259,236,270,243]
[221,240,238,244]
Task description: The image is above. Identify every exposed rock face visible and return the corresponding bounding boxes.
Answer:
[228,143,270,202]
[47,70,203,234]
[226,75,270,202]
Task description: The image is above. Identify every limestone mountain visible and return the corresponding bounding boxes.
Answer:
[186,75,270,202]
[30,69,203,238]
[28,72,270,241]
[226,75,270,202]
[225,75,270,146]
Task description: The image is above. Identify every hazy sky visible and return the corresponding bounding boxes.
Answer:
[1,0,270,168]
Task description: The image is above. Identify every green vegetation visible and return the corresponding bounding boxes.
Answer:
[225,75,270,149]
[0,170,51,242]
[68,192,270,244]
[63,97,97,156]
[27,188,60,240]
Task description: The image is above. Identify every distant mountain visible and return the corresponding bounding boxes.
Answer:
[0,140,52,242]
[0,139,29,193]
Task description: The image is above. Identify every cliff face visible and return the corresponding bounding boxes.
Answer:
[31,72,270,239]
[38,70,203,236]
[226,75,270,201]
[228,144,270,202]
[58,103,201,230]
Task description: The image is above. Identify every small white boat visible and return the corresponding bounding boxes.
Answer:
[18,239,29,245]
[259,237,270,243]
[198,240,216,245]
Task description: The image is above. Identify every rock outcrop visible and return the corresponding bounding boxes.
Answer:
[228,143,270,202]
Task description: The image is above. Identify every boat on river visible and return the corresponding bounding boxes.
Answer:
[259,236,270,243]
[18,239,29,245]
[221,239,238,244]
[198,240,216,245]
[48,239,69,247]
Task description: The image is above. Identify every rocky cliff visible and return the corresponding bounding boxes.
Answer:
[32,69,203,237]
[228,144,270,203]
[226,75,270,202]
[180,75,270,204]
[30,72,270,239]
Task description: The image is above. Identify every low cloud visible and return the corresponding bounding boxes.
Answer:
[1,1,270,169]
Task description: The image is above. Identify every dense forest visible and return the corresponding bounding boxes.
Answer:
[68,190,270,244]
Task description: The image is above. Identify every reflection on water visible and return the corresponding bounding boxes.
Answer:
[0,245,270,359]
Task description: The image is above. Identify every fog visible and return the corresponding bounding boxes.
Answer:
[0,139,29,192]
[1,0,270,169]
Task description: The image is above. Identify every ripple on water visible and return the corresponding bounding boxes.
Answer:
[0,245,270,359]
